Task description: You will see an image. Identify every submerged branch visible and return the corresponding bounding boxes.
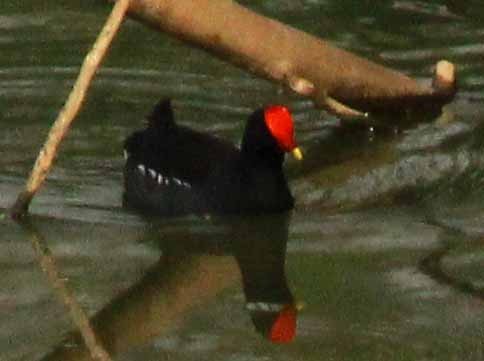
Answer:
[109,0,456,115]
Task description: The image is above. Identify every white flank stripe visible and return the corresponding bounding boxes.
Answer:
[137,164,146,176]
[245,302,286,312]
[148,168,157,178]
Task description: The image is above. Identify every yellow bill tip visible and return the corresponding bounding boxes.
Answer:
[291,147,303,160]
[295,301,305,311]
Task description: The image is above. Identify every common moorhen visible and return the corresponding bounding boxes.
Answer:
[123,99,302,216]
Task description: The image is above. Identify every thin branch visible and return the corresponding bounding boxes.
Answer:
[286,75,367,119]
[318,94,369,120]
[9,0,131,219]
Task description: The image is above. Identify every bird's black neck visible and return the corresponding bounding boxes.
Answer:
[241,145,285,170]
[240,108,285,169]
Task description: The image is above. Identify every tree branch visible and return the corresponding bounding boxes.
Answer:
[110,0,456,115]
[9,0,130,219]
[9,0,458,218]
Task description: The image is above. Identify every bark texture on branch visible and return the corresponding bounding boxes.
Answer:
[112,0,456,115]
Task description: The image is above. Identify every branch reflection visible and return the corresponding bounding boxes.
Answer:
[42,213,297,360]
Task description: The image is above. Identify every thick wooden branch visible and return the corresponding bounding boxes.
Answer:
[110,0,456,116]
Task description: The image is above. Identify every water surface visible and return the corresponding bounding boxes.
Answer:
[1,1,484,360]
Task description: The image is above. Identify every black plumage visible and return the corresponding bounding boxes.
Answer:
[123,99,301,216]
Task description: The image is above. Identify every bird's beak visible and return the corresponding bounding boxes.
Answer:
[291,147,303,160]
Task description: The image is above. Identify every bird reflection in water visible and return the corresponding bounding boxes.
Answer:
[42,213,298,360]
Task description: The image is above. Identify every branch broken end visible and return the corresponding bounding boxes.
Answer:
[432,59,456,97]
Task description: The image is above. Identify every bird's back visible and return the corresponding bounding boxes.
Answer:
[123,99,295,216]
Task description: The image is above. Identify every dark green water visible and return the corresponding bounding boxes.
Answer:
[1,1,484,360]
